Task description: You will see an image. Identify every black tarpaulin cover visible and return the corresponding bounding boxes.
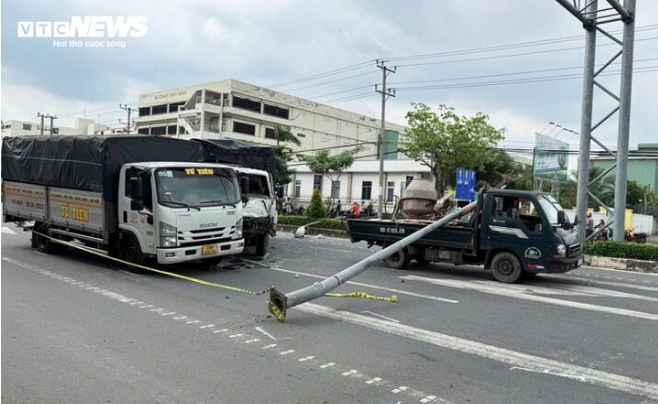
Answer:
[1,135,203,202]
[192,138,276,179]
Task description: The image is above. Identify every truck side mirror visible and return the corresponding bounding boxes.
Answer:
[240,176,250,204]
[130,177,144,211]
[557,210,566,225]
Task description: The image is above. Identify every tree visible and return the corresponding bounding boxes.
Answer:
[301,147,363,198]
[306,189,326,219]
[273,145,295,187]
[275,126,301,146]
[400,103,505,194]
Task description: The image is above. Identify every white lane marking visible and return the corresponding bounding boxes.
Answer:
[1,226,17,234]
[293,303,658,401]
[547,276,658,294]
[361,311,400,323]
[392,386,409,394]
[199,324,215,329]
[510,366,586,382]
[299,356,315,362]
[213,329,228,333]
[161,311,176,316]
[185,320,201,325]
[319,362,336,369]
[420,395,438,403]
[401,275,658,322]
[255,326,277,340]
[245,338,260,344]
[173,316,188,320]
[262,344,278,349]
[229,333,244,338]
[342,369,359,376]
[279,349,295,356]
[366,377,383,385]
[243,262,459,304]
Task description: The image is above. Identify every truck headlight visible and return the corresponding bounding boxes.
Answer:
[234,217,243,239]
[555,244,567,257]
[160,222,178,247]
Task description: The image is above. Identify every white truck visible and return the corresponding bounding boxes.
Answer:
[2,136,247,268]
[193,139,277,257]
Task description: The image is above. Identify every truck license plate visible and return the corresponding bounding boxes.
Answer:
[202,244,218,256]
[577,258,584,266]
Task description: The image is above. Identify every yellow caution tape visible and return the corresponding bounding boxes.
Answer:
[22,225,398,305]
[324,292,398,303]
[24,226,270,296]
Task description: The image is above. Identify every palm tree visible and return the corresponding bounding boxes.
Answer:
[275,126,301,147]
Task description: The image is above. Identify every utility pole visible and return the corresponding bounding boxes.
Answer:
[48,114,57,135]
[375,60,396,218]
[120,104,134,134]
[37,112,57,135]
[37,112,45,136]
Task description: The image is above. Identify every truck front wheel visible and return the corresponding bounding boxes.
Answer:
[383,244,410,270]
[119,233,145,272]
[254,235,269,257]
[491,252,522,283]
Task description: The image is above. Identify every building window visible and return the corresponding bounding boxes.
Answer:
[151,104,167,115]
[138,107,150,116]
[313,175,322,191]
[265,127,276,140]
[387,181,395,203]
[167,125,177,135]
[361,181,372,201]
[294,180,301,198]
[331,181,340,199]
[400,182,407,198]
[151,126,166,135]
[168,102,184,113]
[232,95,261,113]
[137,127,149,134]
[233,121,256,136]
[22,123,32,131]
[263,103,290,119]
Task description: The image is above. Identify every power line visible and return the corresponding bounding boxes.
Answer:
[266,60,375,88]
[383,24,658,63]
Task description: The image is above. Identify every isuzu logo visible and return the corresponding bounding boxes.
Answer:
[199,222,217,229]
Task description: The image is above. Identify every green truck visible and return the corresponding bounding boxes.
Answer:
[346,189,584,283]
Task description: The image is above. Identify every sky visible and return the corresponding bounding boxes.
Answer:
[2,0,658,171]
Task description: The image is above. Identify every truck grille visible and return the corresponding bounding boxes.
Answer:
[178,226,236,246]
[569,243,581,256]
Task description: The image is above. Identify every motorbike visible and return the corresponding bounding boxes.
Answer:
[592,221,610,241]
[624,228,647,243]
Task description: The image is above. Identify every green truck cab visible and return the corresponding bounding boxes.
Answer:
[346,189,584,283]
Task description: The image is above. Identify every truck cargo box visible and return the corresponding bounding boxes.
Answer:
[1,136,204,202]
[192,138,276,179]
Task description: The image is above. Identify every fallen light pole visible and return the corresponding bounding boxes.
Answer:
[268,200,478,322]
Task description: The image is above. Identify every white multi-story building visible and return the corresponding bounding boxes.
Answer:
[1,118,115,137]
[135,79,426,208]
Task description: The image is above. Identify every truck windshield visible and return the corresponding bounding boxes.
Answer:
[155,167,240,208]
[246,174,270,198]
[537,195,564,225]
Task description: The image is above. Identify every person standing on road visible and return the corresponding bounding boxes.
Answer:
[586,212,594,238]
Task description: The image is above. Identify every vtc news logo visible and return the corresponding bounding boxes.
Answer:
[17,16,148,38]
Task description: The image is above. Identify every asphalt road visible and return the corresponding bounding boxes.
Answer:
[2,224,658,404]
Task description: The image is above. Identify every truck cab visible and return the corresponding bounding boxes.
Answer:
[479,190,583,281]
[232,167,277,257]
[119,162,246,265]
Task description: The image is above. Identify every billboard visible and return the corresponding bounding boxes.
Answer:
[534,133,569,174]
[456,168,476,201]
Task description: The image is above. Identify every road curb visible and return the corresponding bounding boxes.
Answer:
[584,255,658,273]
[277,225,658,273]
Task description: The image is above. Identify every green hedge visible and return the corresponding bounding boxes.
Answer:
[278,216,346,230]
[584,241,658,262]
